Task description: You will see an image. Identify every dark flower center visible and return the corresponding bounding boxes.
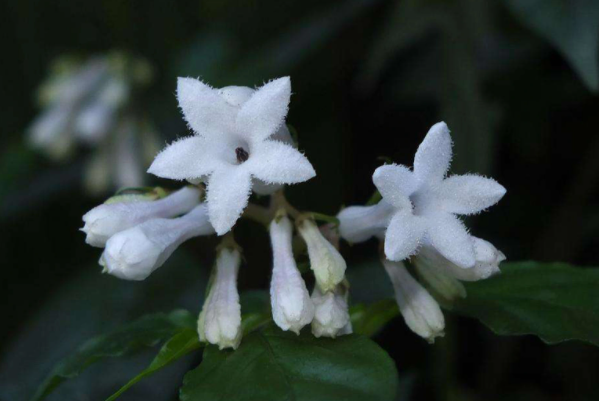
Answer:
[236,147,249,163]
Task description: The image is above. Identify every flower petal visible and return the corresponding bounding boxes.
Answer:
[427,212,475,268]
[177,77,236,137]
[247,140,315,184]
[439,174,506,215]
[218,86,255,107]
[414,122,452,182]
[206,165,253,235]
[148,136,221,180]
[236,77,291,142]
[373,164,417,209]
[384,210,426,261]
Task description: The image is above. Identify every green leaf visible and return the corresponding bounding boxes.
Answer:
[454,262,599,346]
[32,310,195,401]
[180,324,398,401]
[105,328,203,401]
[503,0,599,91]
[350,299,399,337]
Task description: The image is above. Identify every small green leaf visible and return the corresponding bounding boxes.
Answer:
[350,299,399,337]
[32,310,195,401]
[180,324,398,401]
[105,328,202,401]
[503,0,599,91]
[454,262,599,346]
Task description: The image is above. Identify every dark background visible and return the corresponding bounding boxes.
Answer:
[1,0,598,400]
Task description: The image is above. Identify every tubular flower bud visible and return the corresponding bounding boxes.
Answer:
[311,284,350,338]
[337,200,395,244]
[102,204,214,280]
[416,237,505,282]
[413,257,466,303]
[82,186,201,247]
[198,247,242,350]
[298,218,346,292]
[269,215,314,334]
[382,258,445,343]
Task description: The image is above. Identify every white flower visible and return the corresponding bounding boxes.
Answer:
[269,214,314,334]
[148,77,316,235]
[297,219,346,292]
[373,122,506,267]
[311,285,350,338]
[101,204,214,280]
[198,247,242,350]
[337,200,395,243]
[415,237,505,282]
[382,258,445,343]
[82,186,201,247]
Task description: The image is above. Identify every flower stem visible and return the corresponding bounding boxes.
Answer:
[242,203,272,227]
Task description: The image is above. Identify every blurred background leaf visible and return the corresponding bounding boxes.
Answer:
[502,0,599,92]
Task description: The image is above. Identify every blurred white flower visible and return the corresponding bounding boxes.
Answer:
[311,284,350,338]
[382,258,445,343]
[82,186,201,247]
[101,204,214,280]
[27,53,159,195]
[198,247,242,350]
[148,77,316,235]
[297,218,346,292]
[269,214,314,334]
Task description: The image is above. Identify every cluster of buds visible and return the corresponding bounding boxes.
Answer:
[270,212,351,338]
[27,52,161,194]
[82,186,213,280]
[80,74,506,349]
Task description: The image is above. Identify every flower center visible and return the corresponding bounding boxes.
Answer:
[235,147,249,163]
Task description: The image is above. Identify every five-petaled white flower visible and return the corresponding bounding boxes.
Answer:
[148,77,316,235]
[370,122,505,268]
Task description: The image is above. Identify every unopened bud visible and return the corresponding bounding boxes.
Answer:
[298,218,346,292]
[270,214,314,334]
[382,258,445,343]
[311,283,350,338]
[102,204,214,280]
[82,186,201,247]
[417,237,505,282]
[198,247,242,350]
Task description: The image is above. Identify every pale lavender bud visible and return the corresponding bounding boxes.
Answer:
[102,204,214,280]
[311,285,350,338]
[417,237,505,282]
[382,258,445,343]
[198,248,242,350]
[82,186,201,247]
[270,215,314,334]
[298,219,346,292]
